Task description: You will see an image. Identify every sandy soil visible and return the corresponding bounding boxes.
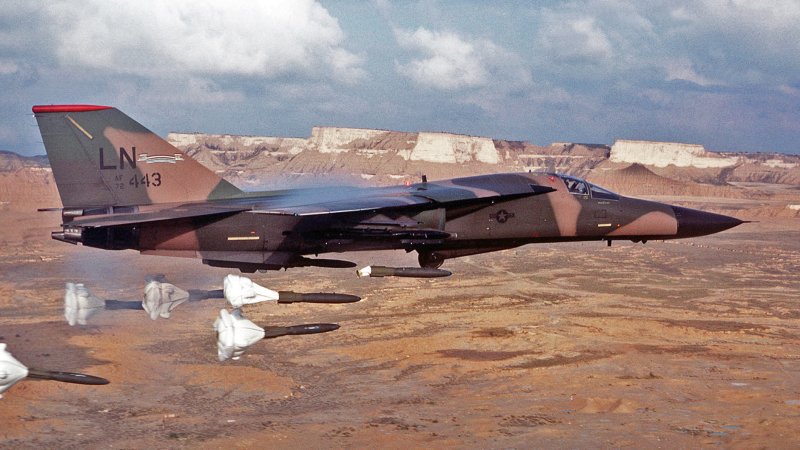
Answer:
[1,207,799,448]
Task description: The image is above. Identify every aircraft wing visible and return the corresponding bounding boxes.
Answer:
[249,174,555,216]
[68,174,554,227]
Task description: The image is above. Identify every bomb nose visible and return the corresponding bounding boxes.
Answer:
[672,206,744,238]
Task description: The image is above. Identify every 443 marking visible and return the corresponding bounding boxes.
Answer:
[129,172,162,188]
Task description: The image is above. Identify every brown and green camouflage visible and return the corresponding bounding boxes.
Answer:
[33,105,743,272]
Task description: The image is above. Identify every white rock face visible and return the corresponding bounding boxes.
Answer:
[168,133,308,157]
[404,132,499,164]
[167,133,199,148]
[307,127,500,163]
[764,159,798,169]
[310,127,387,154]
[610,140,741,168]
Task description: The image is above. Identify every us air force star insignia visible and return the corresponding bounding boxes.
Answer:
[491,209,515,223]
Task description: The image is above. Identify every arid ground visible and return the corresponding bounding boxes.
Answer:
[1,203,799,448]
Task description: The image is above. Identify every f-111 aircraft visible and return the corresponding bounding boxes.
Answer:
[33,104,743,273]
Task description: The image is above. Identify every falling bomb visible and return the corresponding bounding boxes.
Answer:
[357,265,452,278]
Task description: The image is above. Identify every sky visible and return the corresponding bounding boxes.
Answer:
[1,0,799,156]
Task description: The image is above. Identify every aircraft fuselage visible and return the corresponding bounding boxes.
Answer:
[73,172,741,271]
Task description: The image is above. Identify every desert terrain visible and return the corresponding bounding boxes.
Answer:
[1,134,799,448]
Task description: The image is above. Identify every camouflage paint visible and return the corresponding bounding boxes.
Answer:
[34,105,240,208]
[33,105,743,272]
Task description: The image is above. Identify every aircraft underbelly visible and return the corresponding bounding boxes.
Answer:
[139,220,200,251]
[195,224,262,252]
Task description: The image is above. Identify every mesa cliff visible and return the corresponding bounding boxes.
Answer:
[167,129,800,188]
[170,128,610,188]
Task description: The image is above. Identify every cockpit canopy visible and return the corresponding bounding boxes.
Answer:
[554,174,620,200]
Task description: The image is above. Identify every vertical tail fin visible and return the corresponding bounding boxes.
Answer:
[33,105,241,208]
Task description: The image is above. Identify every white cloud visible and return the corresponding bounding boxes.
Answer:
[394,28,488,90]
[537,15,613,63]
[42,0,366,83]
[532,1,800,87]
[778,85,800,97]
[394,27,531,91]
[147,78,246,104]
[0,59,19,75]
[684,0,800,29]
[664,58,723,87]
[667,0,800,79]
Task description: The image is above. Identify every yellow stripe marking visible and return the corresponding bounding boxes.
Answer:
[227,236,260,241]
[66,115,93,140]
[597,223,612,227]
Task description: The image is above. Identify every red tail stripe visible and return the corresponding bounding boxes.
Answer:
[32,105,113,114]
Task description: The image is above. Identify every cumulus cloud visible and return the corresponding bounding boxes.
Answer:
[393,27,531,92]
[664,58,723,87]
[41,0,365,84]
[394,28,487,90]
[538,16,614,63]
[531,0,800,88]
[673,0,800,31]
[0,59,19,75]
[0,58,38,86]
[659,1,800,86]
[141,78,247,105]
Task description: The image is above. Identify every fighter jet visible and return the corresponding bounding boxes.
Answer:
[32,105,743,274]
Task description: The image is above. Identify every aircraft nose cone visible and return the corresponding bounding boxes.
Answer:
[672,206,744,238]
